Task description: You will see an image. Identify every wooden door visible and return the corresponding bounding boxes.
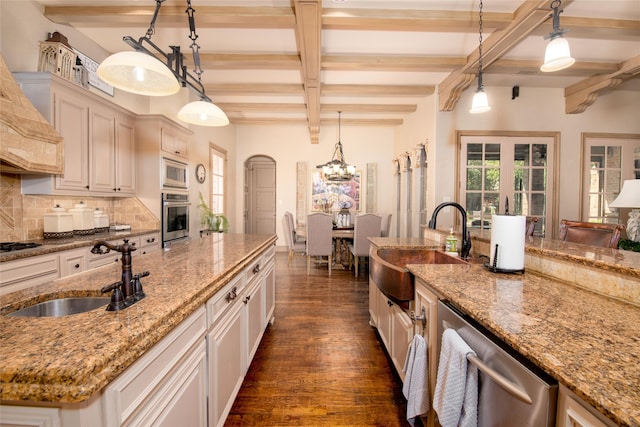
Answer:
[246,156,276,235]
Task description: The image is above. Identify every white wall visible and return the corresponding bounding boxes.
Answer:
[235,123,395,246]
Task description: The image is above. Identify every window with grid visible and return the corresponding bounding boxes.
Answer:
[460,134,556,237]
[582,134,640,224]
[210,145,226,215]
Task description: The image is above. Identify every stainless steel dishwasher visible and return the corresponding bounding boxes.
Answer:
[437,301,558,427]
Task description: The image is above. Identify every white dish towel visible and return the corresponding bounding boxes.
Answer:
[433,328,479,427]
[402,334,429,426]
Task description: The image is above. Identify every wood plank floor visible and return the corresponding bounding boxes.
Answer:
[224,253,412,426]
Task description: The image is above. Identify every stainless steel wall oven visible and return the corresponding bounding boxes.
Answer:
[162,193,190,246]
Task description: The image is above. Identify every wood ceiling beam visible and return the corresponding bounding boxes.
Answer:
[438,0,573,112]
[43,6,296,28]
[322,84,435,96]
[188,53,301,70]
[216,103,416,114]
[293,0,322,144]
[204,83,304,96]
[322,9,512,32]
[322,55,465,72]
[228,117,403,126]
[485,59,621,76]
[565,55,640,114]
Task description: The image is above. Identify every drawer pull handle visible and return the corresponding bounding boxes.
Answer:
[225,287,238,303]
[243,295,251,304]
[253,264,261,274]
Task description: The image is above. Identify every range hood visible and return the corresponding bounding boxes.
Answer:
[0,55,64,174]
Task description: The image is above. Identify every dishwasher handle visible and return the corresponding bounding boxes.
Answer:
[466,353,533,405]
[442,320,533,405]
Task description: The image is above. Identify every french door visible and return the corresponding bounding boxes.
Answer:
[459,134,557,237]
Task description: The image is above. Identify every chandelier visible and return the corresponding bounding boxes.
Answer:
[97,0,229,127]
[317,111,356,182]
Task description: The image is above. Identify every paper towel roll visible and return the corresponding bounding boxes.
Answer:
[490,215,526,271]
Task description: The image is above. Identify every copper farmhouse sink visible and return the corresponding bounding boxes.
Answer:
[370,248,467,305]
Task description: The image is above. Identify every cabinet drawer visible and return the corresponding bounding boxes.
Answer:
[59,247,87,277]
[0,254,59,295]
[104,307,206,427]
[138,232,160,255]
[245,256,264,287]
[206,274,245,328]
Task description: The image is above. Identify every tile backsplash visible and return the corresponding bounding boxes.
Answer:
[0,173,159,241]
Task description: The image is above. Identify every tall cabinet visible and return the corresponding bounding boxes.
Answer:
[14,72,136,197]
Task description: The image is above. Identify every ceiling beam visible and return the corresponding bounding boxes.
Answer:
[321,84,435,96]
[438,0,573,112]
[216,102,417,114]
[565,55,640,114]
[293,0,322,144]
[205,83,304,96]
[43,6,296,28]
[228,117,403,126]
[322,55,465,72]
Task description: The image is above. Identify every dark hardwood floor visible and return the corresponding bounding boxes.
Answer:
[224,253,412,426]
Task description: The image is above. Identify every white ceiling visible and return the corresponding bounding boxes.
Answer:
[34,0,640,141]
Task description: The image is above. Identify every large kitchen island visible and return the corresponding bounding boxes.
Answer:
[0,233,277,427]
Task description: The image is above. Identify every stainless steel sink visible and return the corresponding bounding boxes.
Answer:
[370,248,467,306]
[7,297,110,317]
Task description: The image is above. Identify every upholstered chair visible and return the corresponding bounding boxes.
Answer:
[348,213,382,277]
[559,219,625,249]
[526,216,538,237]
[306,213,334,275]
[380,213,392,237]
[283,215,305,265]
[285,211,305,244]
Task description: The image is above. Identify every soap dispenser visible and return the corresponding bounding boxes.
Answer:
[445,228,458,255]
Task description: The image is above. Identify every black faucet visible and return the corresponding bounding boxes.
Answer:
[92,239,138,306]
[428,202,472,259]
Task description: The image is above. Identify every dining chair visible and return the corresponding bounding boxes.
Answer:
[380,213,392,237]
[306,212,334,275]
[283,214,305,266]
[285,211,305,244]
[525,216,538,237]
[559,219,625,249]
[348,213,382,277]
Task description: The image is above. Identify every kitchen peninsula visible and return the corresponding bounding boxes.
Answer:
[370,231,640,427]
[0,233,276,426]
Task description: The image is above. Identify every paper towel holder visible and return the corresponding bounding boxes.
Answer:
[484,244,525,274]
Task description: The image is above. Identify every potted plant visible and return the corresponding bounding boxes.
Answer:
[198,192,229,233]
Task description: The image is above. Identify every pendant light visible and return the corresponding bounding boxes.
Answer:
[97,0,228,127]
[97,0,179,96]
[470,0,490,114]
[316,112,356,182]
[540,0,575,72]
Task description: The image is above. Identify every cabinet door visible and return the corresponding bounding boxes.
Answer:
[369,278,379,327]
[208,301,246,427]
[245,277,264,365]
[115,114,136,195]
[0,254,59,295]
[264,261,275,325]
[376,288,392,351]
[390,304,413,380]
[415,282,440,427]
[161,127,189,159]
[53,89,89,192]
[89,106,116,193]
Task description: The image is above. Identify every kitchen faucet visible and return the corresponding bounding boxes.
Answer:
[92,239,148,310]
[428,202,472,259]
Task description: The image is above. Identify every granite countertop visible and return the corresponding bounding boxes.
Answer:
[0,233,277,404]
[0,229,160,262]
[369,237,639,427]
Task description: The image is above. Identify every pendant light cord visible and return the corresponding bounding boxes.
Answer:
[186,0,203,82]
[477,0,484,88]
[144,0,165,40]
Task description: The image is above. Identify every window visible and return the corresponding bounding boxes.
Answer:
[581,134,640,224]
[459,133,557,237]
[210,145,226,214]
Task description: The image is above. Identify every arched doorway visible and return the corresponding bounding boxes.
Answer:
[244,155,276,234]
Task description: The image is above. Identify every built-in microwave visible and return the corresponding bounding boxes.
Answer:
[162,157,188,190]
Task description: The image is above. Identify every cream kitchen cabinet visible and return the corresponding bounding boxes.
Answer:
[59,247,89,277]
[0,253,59,295]
[161,125,190,160]
[137,232,161,255]
[556,385,616,427]
[15,72,136,197]
[372,285,413,380]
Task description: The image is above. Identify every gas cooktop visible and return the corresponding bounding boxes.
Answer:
[0,242,43,252]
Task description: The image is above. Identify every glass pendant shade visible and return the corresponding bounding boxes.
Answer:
[470,88,491,114]
[177,100,230,127]
[540,37,575,72]
[97,51,180,96]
